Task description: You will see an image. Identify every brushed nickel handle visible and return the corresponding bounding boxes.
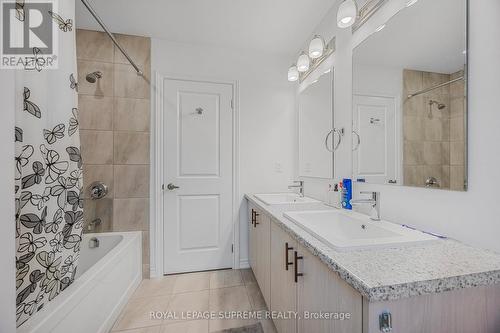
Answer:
[294,251,303,283]
[285,242,294,271]
[167,183,180,190]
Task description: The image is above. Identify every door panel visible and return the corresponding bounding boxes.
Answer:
[179,91,220,176]
[178,195,219,250]
[163,79,233,274]
[353,95,397,184]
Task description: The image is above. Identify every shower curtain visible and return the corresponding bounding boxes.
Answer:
[14,0,84,327]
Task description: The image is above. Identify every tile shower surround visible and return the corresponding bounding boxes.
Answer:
[402,69,466,190]
[76,29,151,277]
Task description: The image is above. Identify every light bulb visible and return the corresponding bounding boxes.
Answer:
[309,35,325,59]
[288,65,299,82]
[297,52,310,72]
[337,0,358,28]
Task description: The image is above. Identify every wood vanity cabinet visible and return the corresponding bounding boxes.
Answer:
[268,219,362,333]
[270,222,298,333]
[295,243,363,333]
[248,202,271,307]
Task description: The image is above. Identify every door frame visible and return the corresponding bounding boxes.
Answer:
[150,72,240,278]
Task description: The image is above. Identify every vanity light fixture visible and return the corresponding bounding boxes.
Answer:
[288,64,299,82]
[297,52,310,72]
[406,0,418,7]
[337,0,358,28]
[309,35,325,59]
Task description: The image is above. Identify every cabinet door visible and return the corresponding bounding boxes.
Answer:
[255,211,271,308]
[296,244,363,333]
[270,222,297,333]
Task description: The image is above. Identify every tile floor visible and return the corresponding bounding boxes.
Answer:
[112,269,277,333]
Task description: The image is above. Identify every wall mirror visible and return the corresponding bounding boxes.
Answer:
[298,69,335,178]
[352,0,467,191]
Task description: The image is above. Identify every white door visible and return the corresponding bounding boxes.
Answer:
[163,78,234,274]
[353,95,398,184]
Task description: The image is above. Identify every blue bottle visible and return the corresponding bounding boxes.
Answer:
[341,178,352,210]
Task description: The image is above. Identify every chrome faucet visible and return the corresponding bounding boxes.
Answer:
[288,180,304,197]
[350,191,380,221]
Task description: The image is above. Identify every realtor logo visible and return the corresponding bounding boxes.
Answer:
[1,0,58,70]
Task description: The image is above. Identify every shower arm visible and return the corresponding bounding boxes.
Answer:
[79,0,143,76]
[407,76,464,99]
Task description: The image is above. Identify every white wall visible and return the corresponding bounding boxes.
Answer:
[151,40,296,268]
[299,0,500,253]
[0,70,17,332]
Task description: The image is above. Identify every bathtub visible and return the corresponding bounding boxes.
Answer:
[17,232,142,333]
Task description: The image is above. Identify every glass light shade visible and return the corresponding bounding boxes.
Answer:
[337,0,358,28]
[297,53,310,72]
[288,65,299,82]
[309,35,325,59]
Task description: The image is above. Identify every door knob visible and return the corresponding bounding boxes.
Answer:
[167,183,180,190]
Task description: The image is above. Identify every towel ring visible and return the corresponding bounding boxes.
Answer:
[325,128,344,152]
[352,130,361,151]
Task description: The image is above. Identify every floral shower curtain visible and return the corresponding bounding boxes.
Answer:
[14,0,84,327]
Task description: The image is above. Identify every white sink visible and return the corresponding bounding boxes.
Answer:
[254,193,319,205]
[283,210,438,251]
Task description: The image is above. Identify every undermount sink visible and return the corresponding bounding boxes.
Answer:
[283,210,438,251]
[254,193,319,205]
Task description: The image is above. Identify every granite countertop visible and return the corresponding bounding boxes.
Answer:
[245,194,500,302]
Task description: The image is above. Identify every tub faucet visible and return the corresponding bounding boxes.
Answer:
[89,237,99,248]
[288,180,304,197]
[350,191,380,221]
[87,218,102,231]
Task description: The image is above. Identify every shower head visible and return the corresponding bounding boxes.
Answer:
[429,100,446,110]
[86,71,102,83]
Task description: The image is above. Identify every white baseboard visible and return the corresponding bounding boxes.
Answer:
[239,259,250,269]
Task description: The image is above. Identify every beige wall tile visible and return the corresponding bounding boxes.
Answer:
[423,165,443,187]
[403,141,424,165]
[80,130,113,164]
[77,60,114,96]
[114,98,150,131]
[441,166,450,189]
[76,29,113,62]
[450,116,465,141]
[450,141,466,166]
[450,96,465,118]
[82,164,114,198]
[142,264,150,279]
[114,34,151,67]
[423,141,443,165]
[82,198,113,233]
[114,165,149,198]
[403,69,423,95]
[403,166,424,187]
[450,166,466,191]
[423,117,444,141]
[114,63,150,99]
[441,142,450,165]
[403,116,424,142]
[142,230,149,265]
[79,95,113,130]
[113,198,149,231]
[114,131,150,164]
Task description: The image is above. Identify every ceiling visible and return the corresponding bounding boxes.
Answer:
[354,0,466,74]
[75,0,336,56]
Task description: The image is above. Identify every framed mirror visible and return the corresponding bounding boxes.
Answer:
[298,69,335,178]
[352,0,467,191]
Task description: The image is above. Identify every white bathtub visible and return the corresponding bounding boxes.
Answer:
[18,232,142,333]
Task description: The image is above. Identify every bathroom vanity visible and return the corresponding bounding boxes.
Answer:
[246,195,500,333]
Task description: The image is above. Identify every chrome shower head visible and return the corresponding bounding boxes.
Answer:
[86,71,102,83]
[429,100,446,110]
